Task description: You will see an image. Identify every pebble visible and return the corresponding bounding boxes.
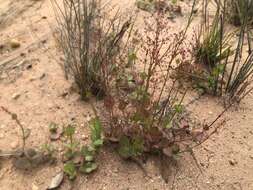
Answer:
[11,141,19,149]
[81,135,88,140]
[39,73,46,80]
[229,159,237,166]
[0,133,4,139]
[12,93,21,100]
[32,184,39,190]
[9,39,21,49]
[26,64,33,70]
[0,44,5,49]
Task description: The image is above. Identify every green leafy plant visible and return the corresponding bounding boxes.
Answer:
[63,117,103,179]
[64,161,77,180]
[63,124,79,160]
[80,117,103,174]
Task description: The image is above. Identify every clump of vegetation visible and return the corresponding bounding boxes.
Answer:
[63,117,103,180]
[50,0,253,183]
[176,1,253,102]
[195,11,232,70]
[100,2,221,178]
[190,4,233,96]
[52,0,133,100]
[225,0,253,26]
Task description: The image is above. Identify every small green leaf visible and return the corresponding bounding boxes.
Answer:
[85,155,94,162]
[64,125,75,137]
[49,122,58,133]
[171,0,177,4]
[118,136,144,159]
[93,139,103,147]
[165,122,172,129]
[118,136,132,159]
[80,162,98,174]
[80,145,95,161]
[63,162,77,180]
[174,104,183,114]
[89,117,103,144]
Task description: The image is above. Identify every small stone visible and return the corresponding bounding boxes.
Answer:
[12,93,21,100]
[193,8,198,14]
[9,39,21,49]
[39,73,46,80]
[0,44,5,49]
[113,168,119,173]
[60,91,68,98]
[20,52,26,56]
[29,77,37,82]
[0,133,4,139]
[11,141,19,149]
[26,64,33,70]
[250,155,253,160]
[229,159,237,166]
[47,172,64,190]
[32,184,39,190]
[81,135,88,140]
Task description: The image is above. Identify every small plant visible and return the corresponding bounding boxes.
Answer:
[63,124,78,160]
[190,2,233,95]
[195,11,232,69]
[63,118,103,180]
[101,1,217,172]
[49,122,58,133]
[1,107,26,154]
[1,107,56,170]
[176,0,253,102]
[41,143,56,158]
[225,0,253,26]
[52,0,133,100]
[224,18,253,101]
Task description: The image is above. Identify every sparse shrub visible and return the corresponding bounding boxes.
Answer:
[52,0,132,100]
[176,0,253,102]
[224,21,253,101]
[226,0,253,26]
[191,5,233,95]
[195,12,232,70]
[101,1,217,172]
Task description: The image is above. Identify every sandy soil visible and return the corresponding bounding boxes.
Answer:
[0,0,253,190]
